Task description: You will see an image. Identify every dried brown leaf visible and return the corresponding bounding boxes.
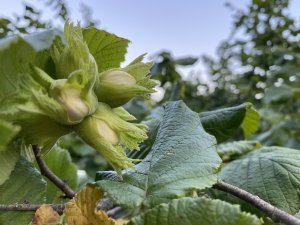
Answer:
[64,184,115,225]
[32,204,60,225]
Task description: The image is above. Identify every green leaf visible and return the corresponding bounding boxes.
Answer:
[0,30,61,99]
[42,147,77,203]
[200,102,259,142]
[82,27,130,72]
[128,197,261,225]
[129,103,258,160]
[217,140,261,160]
[218,146,300,215]
[0,120,20,152]
[0,37,36,100]
[0,142,20,185]
[96,101,221,209]
[0,157,46,225]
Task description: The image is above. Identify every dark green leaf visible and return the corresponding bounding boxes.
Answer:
[218,146,300,215]
[217,140,261,160]
[200,102,259,142]
[128,197,261,225]
[0,157,46,225]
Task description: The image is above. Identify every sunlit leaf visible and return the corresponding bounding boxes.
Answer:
[241,104,259,139]
[82,27,130,72]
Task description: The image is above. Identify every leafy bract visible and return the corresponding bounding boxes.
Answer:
[128,197,261,225]
[0,29,71,152]
[96,101,221,209]
[0,157,46,225]
[218,146,300,215]
[82,27,130,72]
[76,103,148,175]
[200,102,259,142]
[13,112,71,153]
[217,140,261,160]
[42,147,78,203]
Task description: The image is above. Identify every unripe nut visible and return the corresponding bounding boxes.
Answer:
[103,71,136,85]
[56,88,89,122]
[96,120,119,145]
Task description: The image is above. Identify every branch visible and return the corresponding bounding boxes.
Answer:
[0,199,114,215]
[214,180,300,225]
[32,145,75,199]
[0,203,65,215]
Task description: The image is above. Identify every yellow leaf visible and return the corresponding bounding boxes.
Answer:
[32,204,60,225]
[115,219,129,225]
[64,184,116,225]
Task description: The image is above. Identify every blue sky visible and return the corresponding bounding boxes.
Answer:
[0,1,250,61]
[1,0,300,79]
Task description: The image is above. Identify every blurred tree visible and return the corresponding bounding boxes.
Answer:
[150,51,212,111]
[202,0,300,147]
[150,0,300,147]
[0,0,99,38]
[0,0,68,37]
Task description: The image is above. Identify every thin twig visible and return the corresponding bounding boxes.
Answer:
[32,145,75,199]
[0,203,65,215]
[214,180,300,225]
[107,206,123,218]
[97,197,115,211]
